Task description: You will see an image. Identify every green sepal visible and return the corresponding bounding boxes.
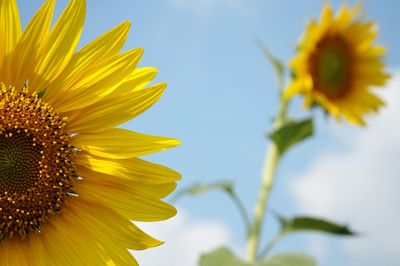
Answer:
[37,87,47,98]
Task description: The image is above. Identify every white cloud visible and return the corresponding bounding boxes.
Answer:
[133,210,232,266]
[289,74,400,266]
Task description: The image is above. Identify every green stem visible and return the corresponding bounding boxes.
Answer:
[246,97,288,262]
[258,231,286,259]
[172,182,251,236]
[226,189,251,234]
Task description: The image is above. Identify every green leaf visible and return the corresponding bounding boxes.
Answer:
[256,40,284,80]
[199,248,317,266]
[199,247,244,266]
[172,182,233,202]
[269,118,313,156]
[183,182,233,195]
[264,253,317,266]
[278,215,356,236]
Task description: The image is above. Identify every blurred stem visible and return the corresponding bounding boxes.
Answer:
[246,94,289,263]
[171,182,250,234]
[258,230,286,259]
[226,189,251,234]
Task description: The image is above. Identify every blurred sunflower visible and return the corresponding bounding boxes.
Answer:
[0,0,180,265]
[284,3,389,125]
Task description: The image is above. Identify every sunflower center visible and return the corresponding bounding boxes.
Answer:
[0,130,42,192]
[310,36,353,98]
[0,85,76,242]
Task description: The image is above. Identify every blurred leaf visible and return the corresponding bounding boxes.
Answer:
[256,40,284,81]
[259,215,355,257]
[264,253,317,266]
[269,118,313,156]
[174,182,250,232]
[173,182,233,202]
[278,215,356,236]
[184,182,233,195]
[199,248,316,266]
[199,247,244,266]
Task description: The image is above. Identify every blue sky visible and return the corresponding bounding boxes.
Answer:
[18,1,400,265]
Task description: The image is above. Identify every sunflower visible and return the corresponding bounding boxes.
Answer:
[0,0,180,265]
[284,3,389,125]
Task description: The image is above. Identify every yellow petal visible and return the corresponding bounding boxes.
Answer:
[111,67,158,95]
[6,0,55,88]
[45,21,131,100]
[320,4,333,31]
[76,177,177,221]
[28,198,142,265]
[0,240,29,266]
[76,165,177,198]
[66,83,166,134]
[0,0,22,79]
[75,152,181,184]
[50,48,143,112]
[69,198,163,250]
[30,0,86,91]
[73,128,180,159]
[30,220,108,265]
[341,108,365,126]
[313,92,340,117]
[283,80,303,99]
[334,3,360,30]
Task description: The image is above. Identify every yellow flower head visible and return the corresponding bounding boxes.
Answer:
[284,3,389,125]
[0,0,180,265]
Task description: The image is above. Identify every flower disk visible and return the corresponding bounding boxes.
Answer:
[0,85,74,241]
[284,4,389,125]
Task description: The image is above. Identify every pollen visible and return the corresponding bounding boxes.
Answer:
[0,84,75,241]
